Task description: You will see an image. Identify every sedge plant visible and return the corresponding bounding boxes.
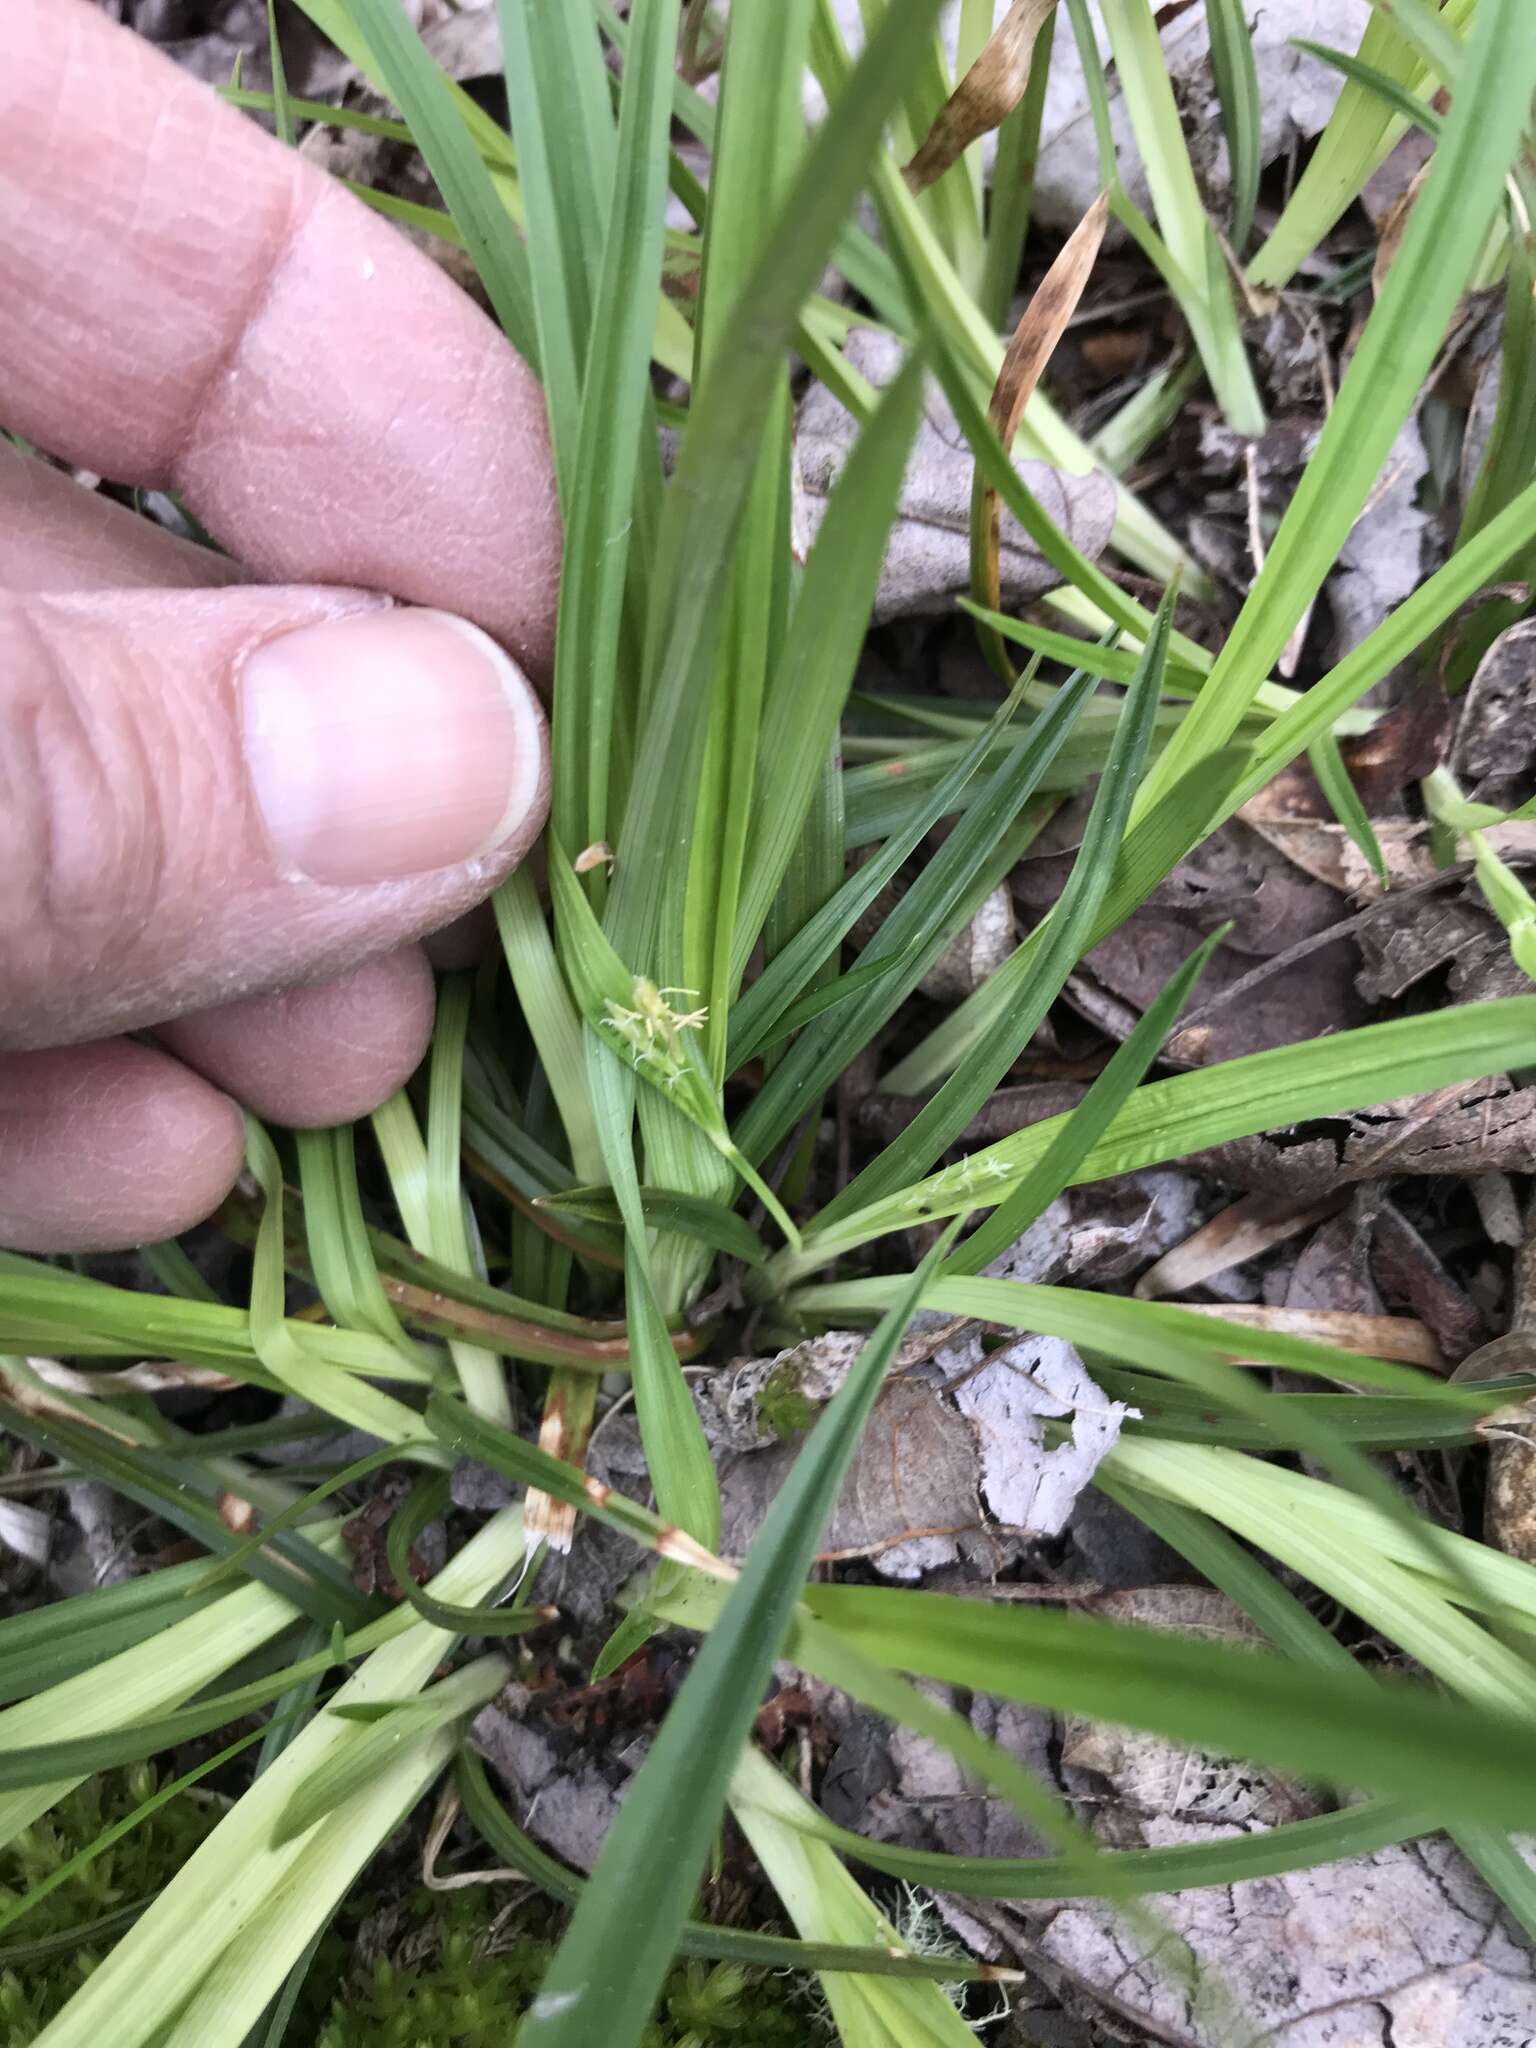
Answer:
[5,1,1536,2043]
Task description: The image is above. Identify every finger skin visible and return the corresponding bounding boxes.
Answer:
[1,0,561,682]
[0,1041,246,1254]
[157,947,437,1129]
[0,443,239,594]
[0,585,549,1050]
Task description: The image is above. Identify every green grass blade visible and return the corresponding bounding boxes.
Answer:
[729,1750,984,2046]
[294,1127,413,1355]
[734,676,1091,1168]
[520,1221,961,2048]
[242,1119,431,1443]
[0,1559,228,1705]
[818,585,1173,1222]
[586,1033,720,1548]
[796,1274,1496,1403]
[537,1184,770,1268]
[800,1583,1536,1830]
[730,673,1028,1066]
[338,0,537,358]
[425,977,510,1423]
[746,947,922,1055]
[606,0,950,967]
[1363,0,1464,80]
[139,1237,221,1304]
[1451,208,1536,672]
[547,0,677,865]
[731,353,926,981]
[792,991,1536,1262]
[946,923,1224,1276]
[1236,478,1536,804]
[496,0,616,486]
[746,1779,1421,1899]
[1248,0,1473,288]
[455,1750,1013,1980]
[891,469,1536,1121]
[1106,1438,1536,1715]
[0,1399,369,1629]
[265,0,295,146]
[426,1388,713,1564]
[811,0,1206,595]
[270,1657,506,1846]
[1205,0,1262,249]
[1308,729,1388,884]
[494,867,605,1181]
[1141,0,1536,811]
[758,743,844,1189]
[1291,38,1445,137]
[1096,0,1263,430]
[978,3,1055,329]
[1095,1477,1374,1677]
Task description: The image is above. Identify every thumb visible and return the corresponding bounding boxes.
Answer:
[2,584,548,1050]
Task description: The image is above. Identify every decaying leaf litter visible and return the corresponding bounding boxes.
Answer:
[9,3,1536,2046]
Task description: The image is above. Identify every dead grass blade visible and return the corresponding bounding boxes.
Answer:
[1179,1304,1448,1371]
[903,0,1057,197]
[1134,1191,1345,1300]
[973,191,1109,666]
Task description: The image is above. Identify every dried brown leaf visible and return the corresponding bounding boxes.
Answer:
[1134,1191,1344,1301]
[902,0,1057,196]
[1179,1302,1447,1369]
[977,193,1110,623]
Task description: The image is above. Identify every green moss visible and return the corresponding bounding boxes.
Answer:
[0,1775,825,2046]
[309,1888,821,2046]
[754,1363,818,1441]
[0,1765,223,2041]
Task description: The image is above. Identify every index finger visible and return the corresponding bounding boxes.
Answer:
[1,0,560,680]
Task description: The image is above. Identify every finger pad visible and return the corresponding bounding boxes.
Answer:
[0,1040,246,1253]
[156,947,436,1129]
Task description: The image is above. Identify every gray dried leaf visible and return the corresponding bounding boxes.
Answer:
[1353,887,1509,1003]
[1060,1590,1322,1844]
[1137,1191,1342,1303]
[1369,1199,1488,1364]
[693,1327,948,1455]
[1452,617,1536,812]
[1038,1834,1536,2047]
[921,883,1017,1000]
[419,0,501,82]
[1276,1211,1380,1319]
[927,1583,1536,2045]
[473,1696,636,1873]
[1028,0,1369,233]
[1328,418,1432,662]
[948,1336,1135,1540]
[794,329,1115,621]
[716,1376,982,1579]
[1024,817,1371,1067]
[1459,310,1506,513]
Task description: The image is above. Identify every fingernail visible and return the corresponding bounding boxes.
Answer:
[241,608,547,886]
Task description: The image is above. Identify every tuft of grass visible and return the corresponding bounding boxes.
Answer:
[8,4,1536,2046]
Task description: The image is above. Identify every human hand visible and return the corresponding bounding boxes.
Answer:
[0,0,560,1254]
